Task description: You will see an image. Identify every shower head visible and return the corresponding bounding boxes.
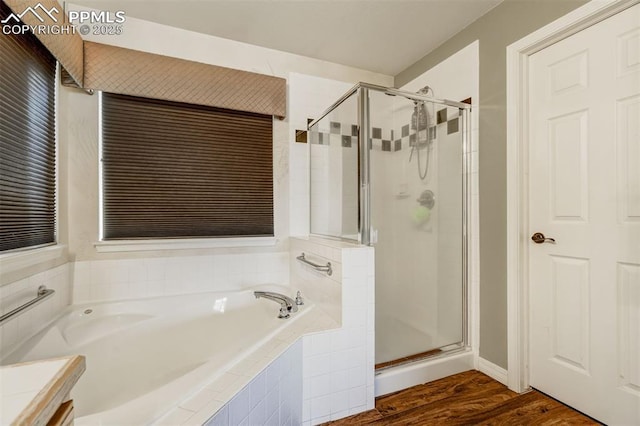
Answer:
[417,86,432,96]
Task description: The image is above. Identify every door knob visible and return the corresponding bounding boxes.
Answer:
[531,232,556,244]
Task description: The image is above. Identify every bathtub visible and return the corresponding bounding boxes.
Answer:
[1,286,309,425]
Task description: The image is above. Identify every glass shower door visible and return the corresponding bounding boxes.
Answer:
[368,90,466,367]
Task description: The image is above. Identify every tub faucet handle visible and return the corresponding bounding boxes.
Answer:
[295,291,304,306]
[278,306,291,319]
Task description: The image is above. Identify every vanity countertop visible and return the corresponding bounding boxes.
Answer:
[0,355,85,426]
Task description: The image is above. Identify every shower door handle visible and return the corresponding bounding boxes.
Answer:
[531,232,556,244]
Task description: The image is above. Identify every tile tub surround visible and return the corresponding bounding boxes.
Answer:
[203,340,303,426]
[290,237,375,425]
[155,306,337,426]
[0,264,71,359]
[71,252,290,303]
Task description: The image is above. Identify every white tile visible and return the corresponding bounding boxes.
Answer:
[348,386,366,409]
[343,307,367,328]
[309,394,331,420]
[348,366,366,389]
[249,371,266,409]
[308,353,332,377]
[264,385,280,422]
[1,318,18,349]
[228,386,251,425]
[228,357,259,377]
[16,309,33,340]
[330,371,350,392]
[310,332,332,356]
[247,399,267,426]
[204,405,228,426]
[183,399,224,426]
[329,330,349,352]
[302,399,311,422]
[329,351,349,373]
[329,389,349,414]
[155,407,195,425]
[309,374,331,398]
[348,404,368,416]
[73,261,91,286]
[180,389,218,412]
[145,258,167,283]
[127,260,148,285]
[330,409,350,421]
[91,260,128,285]
[366,386,375,409]
[265,409,279,426]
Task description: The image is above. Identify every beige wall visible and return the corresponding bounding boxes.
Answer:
[395,0,589,369]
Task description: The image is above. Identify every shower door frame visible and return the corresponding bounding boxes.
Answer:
[308,82,473,363]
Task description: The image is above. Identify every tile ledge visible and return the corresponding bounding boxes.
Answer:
[0,245,67,275]
[94,237,277,253]
[156,305,339,425]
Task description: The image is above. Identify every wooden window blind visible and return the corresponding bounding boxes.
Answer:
[0,2,57,252]
[101,93,274,240]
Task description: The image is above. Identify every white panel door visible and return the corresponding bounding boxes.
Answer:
[529,4,640,425]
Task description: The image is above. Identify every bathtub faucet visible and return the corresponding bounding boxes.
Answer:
[254,291,298,319]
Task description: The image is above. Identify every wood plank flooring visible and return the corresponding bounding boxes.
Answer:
[324,370,599,425]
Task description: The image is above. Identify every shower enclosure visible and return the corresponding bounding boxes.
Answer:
[308,83,470,382]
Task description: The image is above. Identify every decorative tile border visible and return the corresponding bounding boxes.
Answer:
[303,97,470,151]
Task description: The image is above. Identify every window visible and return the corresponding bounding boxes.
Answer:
[0,2,57,253]
[100,93,274,240]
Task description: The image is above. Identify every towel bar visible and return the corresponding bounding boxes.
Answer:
[0,285,55,326]
[296,252,332,276]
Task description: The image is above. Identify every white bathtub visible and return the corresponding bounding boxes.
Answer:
[1,286,307,425]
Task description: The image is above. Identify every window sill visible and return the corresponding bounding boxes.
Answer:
[94,237,278,253]
[0,245,67,274]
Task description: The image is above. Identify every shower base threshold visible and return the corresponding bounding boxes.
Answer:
[375,348,443,370]
[374,347,474,397]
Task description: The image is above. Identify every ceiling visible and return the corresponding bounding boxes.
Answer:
[71,0,503,76]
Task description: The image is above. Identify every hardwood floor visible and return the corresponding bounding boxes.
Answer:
[323,370,599,425]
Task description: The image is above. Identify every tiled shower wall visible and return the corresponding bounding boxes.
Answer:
[309,120,359,239]
[289,73,353,238]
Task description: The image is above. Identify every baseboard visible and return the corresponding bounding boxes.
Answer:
[375,350,474,397]
[478,357,508,386]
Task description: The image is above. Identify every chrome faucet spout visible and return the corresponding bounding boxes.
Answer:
[254,291,298,319]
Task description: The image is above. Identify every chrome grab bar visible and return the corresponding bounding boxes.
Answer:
[296,253,332,276]
[0,285,55,326]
